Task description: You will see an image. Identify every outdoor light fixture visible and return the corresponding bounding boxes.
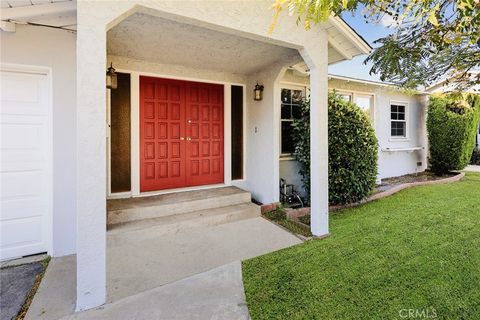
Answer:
[106,63,118,90]
[254,82,264,101]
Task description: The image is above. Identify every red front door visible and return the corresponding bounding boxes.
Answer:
[140,76,224,192]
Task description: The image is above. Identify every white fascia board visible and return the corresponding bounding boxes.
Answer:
[328,16,372,55]
[328,74,394,88]
[0,20,16,32]
[1,1,76,20]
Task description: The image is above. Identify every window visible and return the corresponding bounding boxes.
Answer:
[231,85,243,180]
[281,87,305,155]
[355,94,373,114]
[335,91,373,119]
[338,93,352,102]
[390,103,407,138]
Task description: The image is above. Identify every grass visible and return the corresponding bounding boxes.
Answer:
[242,173,480,320]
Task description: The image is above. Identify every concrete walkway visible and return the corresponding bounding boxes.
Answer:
[25,255,76,320]
[464,165,480,172]
[26,217,301,319]
[62,262,249,320]
[108,217,302,302]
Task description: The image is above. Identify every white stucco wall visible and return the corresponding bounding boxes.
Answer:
[1,24,77,257]
[108,55,247,85]
[374,89,427,179]
[279,159,306,197]
[333,82,427,180]
[278,75,428,194]
[477,123,480,149]
[246,63,292,204]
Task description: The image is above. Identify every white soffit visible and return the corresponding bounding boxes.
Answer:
[326,16,372,64]
[107,13,302,75]
[0,0,76,30]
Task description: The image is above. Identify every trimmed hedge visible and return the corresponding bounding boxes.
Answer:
[292,93,378,205]
[427,94,480,175]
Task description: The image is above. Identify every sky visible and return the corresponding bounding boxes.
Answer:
[328,8,393,82]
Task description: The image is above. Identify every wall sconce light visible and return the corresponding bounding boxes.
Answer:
[254,82,264,101]
[106,63,118,90]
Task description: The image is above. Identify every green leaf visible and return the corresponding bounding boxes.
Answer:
[428,11,439,26]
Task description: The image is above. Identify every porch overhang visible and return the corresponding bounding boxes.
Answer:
[76,1,349,312]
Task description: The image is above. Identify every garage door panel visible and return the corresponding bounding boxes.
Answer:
[1,171,45,199]
[0,217,45,260]
[1,122,45,150]
[0,69,51,260]
[0,72,48,115]
[1,197,47,220]
[1,217,43,247]
[1,156,46,171]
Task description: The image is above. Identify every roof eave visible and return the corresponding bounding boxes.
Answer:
[328,15,372,56]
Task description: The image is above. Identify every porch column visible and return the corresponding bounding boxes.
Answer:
[76,5,107,310]
[301,34,329,237]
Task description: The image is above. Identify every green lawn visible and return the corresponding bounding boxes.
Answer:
[243,173,480,320]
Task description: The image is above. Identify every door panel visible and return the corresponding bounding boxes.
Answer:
[140,77,186,191]
[186,82,224,186]
[140,77,224,192]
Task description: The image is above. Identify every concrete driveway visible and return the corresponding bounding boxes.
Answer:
[0,261,44,320]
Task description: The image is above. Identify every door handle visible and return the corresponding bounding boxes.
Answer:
[180,137,185,141]
[186,137,192,141]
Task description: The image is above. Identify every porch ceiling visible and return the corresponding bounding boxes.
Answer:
[107,13,302,75]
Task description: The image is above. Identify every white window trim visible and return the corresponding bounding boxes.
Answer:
[389,100,409,141]
[280,83,307,157]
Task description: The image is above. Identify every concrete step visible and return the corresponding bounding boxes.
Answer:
[107,203,260,236]
[107,186,252,226]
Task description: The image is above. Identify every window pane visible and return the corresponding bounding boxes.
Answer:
[291,104,302,119]
[292,90,303,104]
[391,121,406,137]
[281,89,291,103]
[355,95,372,112]
[281,104,291,119]
[231,85,243,180]
[391,111,398,120]
[281,121,295,154]
[391,105,398,113]
[338,94,352,102]
[397,105,405,113]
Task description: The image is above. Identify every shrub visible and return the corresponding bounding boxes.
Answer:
[292,93,378,205]
[427,93,480,175]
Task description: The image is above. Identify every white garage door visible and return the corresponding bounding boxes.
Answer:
[1,67,52,261]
